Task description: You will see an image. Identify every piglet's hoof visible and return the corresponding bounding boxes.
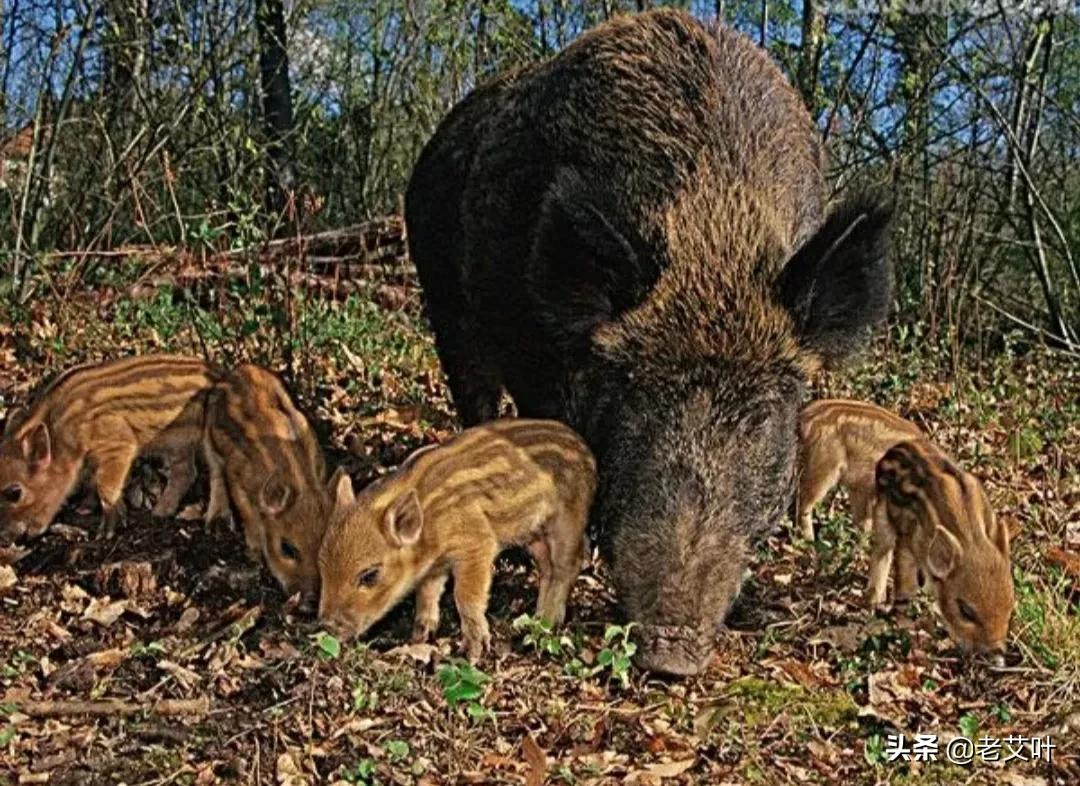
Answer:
[412,620,437,644]
[99,504,125,539]
[463,628,491,664]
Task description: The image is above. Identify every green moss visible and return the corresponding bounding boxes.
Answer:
[724,676,859,729]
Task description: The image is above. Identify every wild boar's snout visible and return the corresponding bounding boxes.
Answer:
[633,624,715,676]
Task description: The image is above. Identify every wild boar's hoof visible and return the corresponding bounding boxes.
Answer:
[632,624,714,677]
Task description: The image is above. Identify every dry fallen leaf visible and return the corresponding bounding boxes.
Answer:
[1045,546,1080,579]
[0,564,16,590]
[522,733,546,786]
[0,544,30,566]
[627,757,697,783]
[276,751,311,786]
[860,666,922,728]
[83,596,128,627]
[646,758,696,777]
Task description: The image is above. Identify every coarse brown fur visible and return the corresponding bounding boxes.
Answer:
[406,9,893,674]
[0,355,222,539]
[318,419,596,661]
[796,399,924,540]
[872,440,1014,653]
[205,364,338,605]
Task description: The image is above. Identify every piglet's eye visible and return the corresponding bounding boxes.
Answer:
[957,599,979,624]
[1,484,22,505]
[356,567,380,588]
[281,540,300,561]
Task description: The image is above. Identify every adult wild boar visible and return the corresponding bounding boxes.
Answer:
[405,9,893,675]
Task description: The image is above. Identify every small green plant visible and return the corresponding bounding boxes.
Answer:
[131,640,165,658]
[352,683,377,712]
[383,739,410,762]
[594,624,636,688]
[313,631,341,660]
[863,733,886,766]
[2,650,36,679]
[341,758,377,785]
[958,713,980,738]
[436,660,493,722]
[513,614,575,658]
[0,726,15,746]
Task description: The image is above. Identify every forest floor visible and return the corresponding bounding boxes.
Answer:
[0,250,1077,785]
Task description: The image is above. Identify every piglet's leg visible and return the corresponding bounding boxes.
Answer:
[202,444,231,525]
[92,441,139,539]
[527,538,554,622]
[865,501,896,608]
[892,538,919,605]
[413,569,449,643]
[849,484,875,534]
[797,449,841,541]
[451,542,497,662]
[152,447,196,518]
[535,514,586,627]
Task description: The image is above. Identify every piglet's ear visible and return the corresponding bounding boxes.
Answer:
[22,423,51,470]
[328,466,355,508]
[382,489,423,547]
[927,525,961,579]
[259,473,294,516]
[875,440,930,505]
[527,168,647,348]
[3,407,27,438]
[777,194,894,365]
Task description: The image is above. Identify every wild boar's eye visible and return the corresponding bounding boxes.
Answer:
[356,567,380,588]
[957,599,979,625]
[1,484,22,505]
[280,540,300,561]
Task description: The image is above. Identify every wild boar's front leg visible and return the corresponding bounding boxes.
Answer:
[451,541,498,662]
[412,569,449,643]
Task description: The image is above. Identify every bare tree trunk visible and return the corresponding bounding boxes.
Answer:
[2,0,24,126]
[759,1,768,48]
[475,0,488,77]
[1006,21,1049,215]
[1018,19,1077,346]
[797,0,823,112]
[255,0,296,224]
[103,0,148,116]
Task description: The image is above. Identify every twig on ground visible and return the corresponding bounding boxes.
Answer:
[12,697,211,717]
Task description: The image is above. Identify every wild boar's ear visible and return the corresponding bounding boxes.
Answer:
[777,193,894,365]
[527,168,645,346]
[383,489,423,547]
[23,423,52,469]
[259,473,294,516]
[328,467,355,508]
[926,525,962,580]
